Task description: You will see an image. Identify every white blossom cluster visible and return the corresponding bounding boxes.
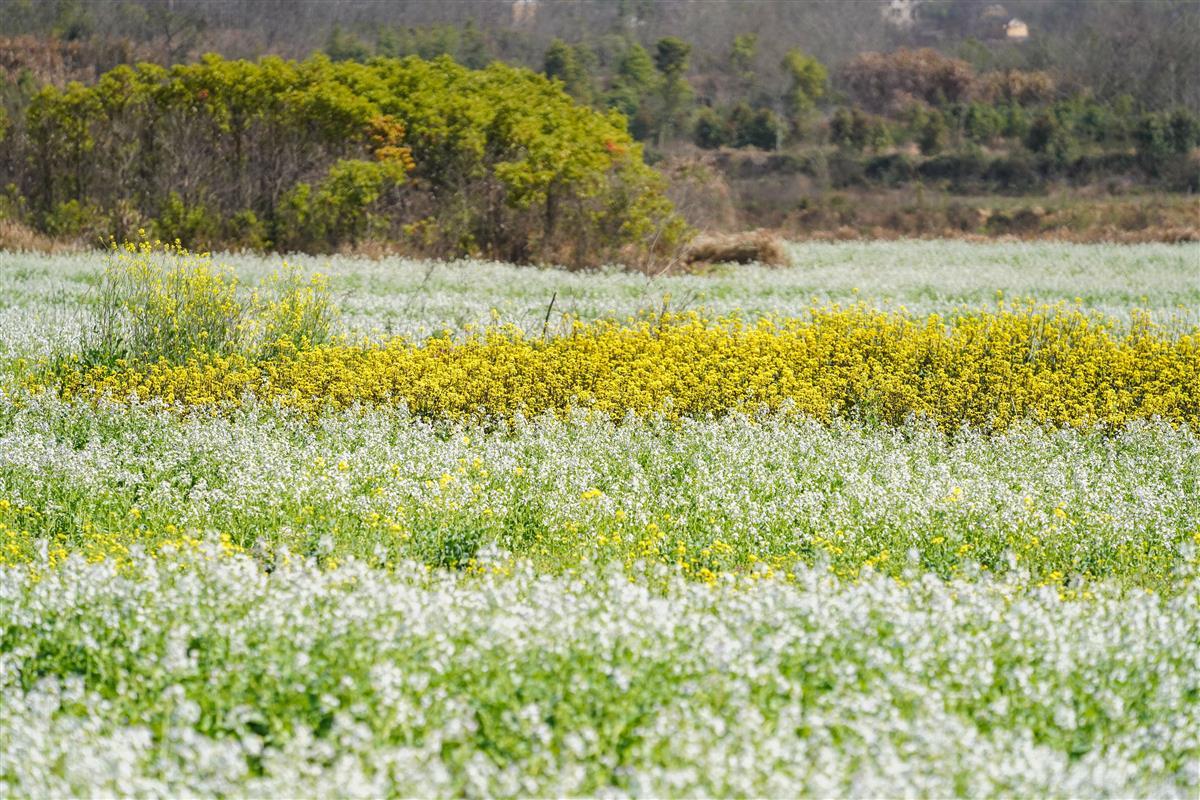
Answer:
[1,393,1196,583]
[2,547,1197,798]
[2,241,1198,797]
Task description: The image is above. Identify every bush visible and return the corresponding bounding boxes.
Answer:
[153,192,221,250]
[917,110,948,156]
[1067,152,1139,184]
[1025,112,1075,168]
[829,108,890,154]
[983,154,1042,193]
[729,104,783,150]
[42,199,104,241]
[865,153,917,187]
[1134,113,1172,175]
[917,151,987,190]
[1166,109,1200,153]
[826,152,866,188]
[693,107,731,149]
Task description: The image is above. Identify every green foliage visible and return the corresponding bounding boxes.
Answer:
[604,42,657,138]
[963,102,1003,144]
[830,108,890,154]
[729,103,783,150]
[729,33,758,84]
[2,25,1191,232]
[227,210,269,252]
[8,53,681,266]
[651,37,693,146]
[323,20,494,69]
[1166,108,1200,154]
[614,41,656,95]
[917,109,948,156]
[42,199,101,240]
[693,107,731,149]
[324,24,371,63]
[781,48,827,130]
[153,192,221,250]
[1134,113,1171,167]
[543,39,595,105]
[653,37,690,80]
[311,158,411,248]
[1025,111,1075,167]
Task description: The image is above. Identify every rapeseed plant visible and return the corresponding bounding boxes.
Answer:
[48,303,1199,430]
[78,238,338,367]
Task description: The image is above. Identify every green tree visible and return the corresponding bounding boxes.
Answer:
[729,33,758,95]
[781,48,827,139]
[1134,113,1172,174]
[15,53,683,265]
[963,103,1002,145]
[325,25,371,62]
[1025,111,1074,166]
[543,39,594,105]
[918,109,948,155]
[693,107,731,149]
[829,107,884,153]
[653,37,693,145]
[605,41,656,136]
[1166,108,1200,154]
[730,103,783,150]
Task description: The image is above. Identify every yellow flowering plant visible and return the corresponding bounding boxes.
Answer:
[75,238,339,368]
[50,299,1199,431]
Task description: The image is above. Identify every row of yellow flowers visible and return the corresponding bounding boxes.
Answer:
[44,304,1199,429]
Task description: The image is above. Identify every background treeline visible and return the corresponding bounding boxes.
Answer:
[3,0,1198,112]
[0,53,682,264]
[0,0,1197,254]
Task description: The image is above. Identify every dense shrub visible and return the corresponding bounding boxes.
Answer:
[864,153,917,187]
[983,154,1042,193]
[917,151,988,190]
[1025,112,1075,168]
[729,103,784,150]
[692,107,731,149]
[829,108,890,153]
[6,54,684,266]
[1067,152,1140,184]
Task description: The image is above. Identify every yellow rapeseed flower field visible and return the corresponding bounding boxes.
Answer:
[45,303,1198,430]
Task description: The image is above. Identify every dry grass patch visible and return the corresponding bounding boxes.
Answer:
[682,229,792,267]
[0,218,79,253]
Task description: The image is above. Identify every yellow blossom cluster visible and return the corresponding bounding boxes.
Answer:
[45,304,1198,430]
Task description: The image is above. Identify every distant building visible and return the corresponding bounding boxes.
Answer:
[882,0,919,30]
[1005,18,1029,39]
[512,0,538,27]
